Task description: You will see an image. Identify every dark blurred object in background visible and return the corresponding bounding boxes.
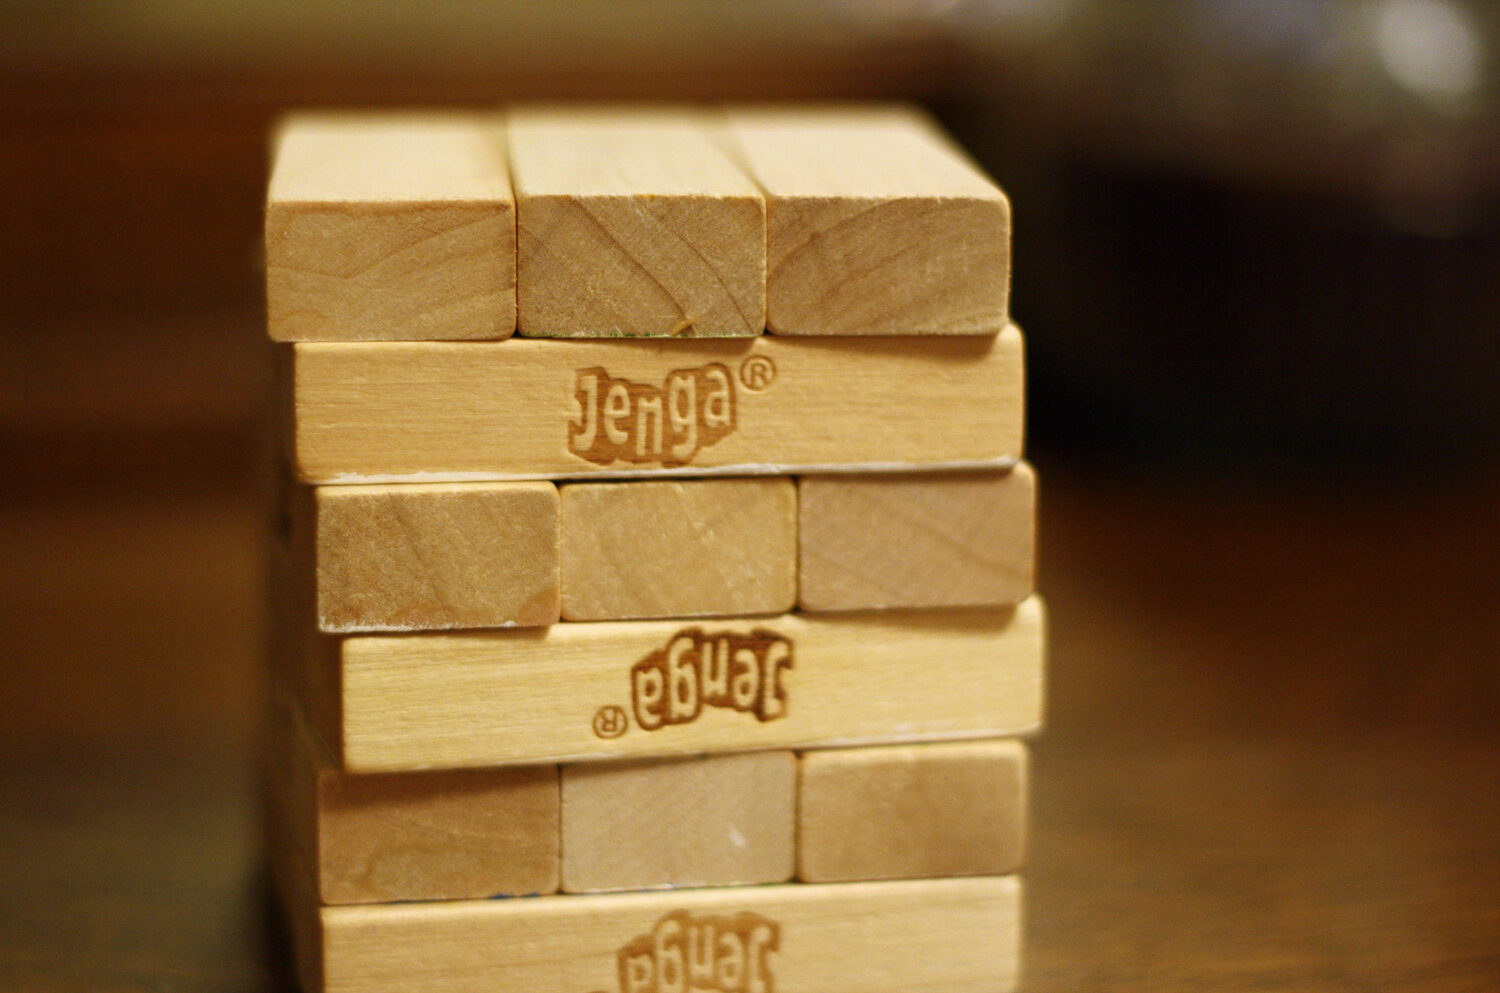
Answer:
[945,0,1500,464]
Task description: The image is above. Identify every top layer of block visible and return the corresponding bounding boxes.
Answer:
[264,105,1010,341]
[509,107,766,338]
[725,106,1010,336]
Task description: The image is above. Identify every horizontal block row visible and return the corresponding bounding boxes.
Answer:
[272,864,1022,993]
[273,597,1045,773]
[295,467,1035,632]
[267,106,1010,342]
[284,328,1024,483]
[270,697,1026,904]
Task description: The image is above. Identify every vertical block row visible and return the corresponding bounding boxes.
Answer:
[266,106,1012,344]
[302,469,1034,632]
[272,700,1027,905]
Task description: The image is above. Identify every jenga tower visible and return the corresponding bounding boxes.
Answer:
[264,105,1044,993]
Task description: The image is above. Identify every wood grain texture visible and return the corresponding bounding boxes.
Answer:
[311,765,559,904]
[266,113,515,342]
[314,481,559,633]
[288,330,1024,482]
[304,876,1021,993]
[725,105,1010,336]
[561,751,795,893]
[318,600,1044,772]
[797,739,1027,883]
[267,695,560,905]
[510,107,764,337]
[560,478,795,621]
[797,464,1035,611]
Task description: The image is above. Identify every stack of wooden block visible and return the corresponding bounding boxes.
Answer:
[264,106,1044,993]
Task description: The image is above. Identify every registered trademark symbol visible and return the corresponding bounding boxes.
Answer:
[739,355,776,392]
[592,705,628,739]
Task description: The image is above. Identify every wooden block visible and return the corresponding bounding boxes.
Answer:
[267,695,560,905]
[798,740,1028,883]
[510,107,764,338]
[314,481,560,633]
[320,599,1043,772]
[797,464,1035,611]
[725,105,1010,336]
[560,478,795,621]
[288,329,1024,482]
[298,876,1021,993]
[561,752,795,893]
[266,113,515,342]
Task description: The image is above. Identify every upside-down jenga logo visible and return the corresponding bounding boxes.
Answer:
[590,629,793,739]
[568,365,736,467]
[591,911,779,993]
[635,628,792,732]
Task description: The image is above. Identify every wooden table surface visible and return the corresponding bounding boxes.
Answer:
[2,405,1497,990]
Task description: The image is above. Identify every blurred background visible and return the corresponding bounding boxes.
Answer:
[2,2,1497,990]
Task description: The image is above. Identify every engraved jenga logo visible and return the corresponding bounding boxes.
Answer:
[569,365,735,467]
[613,911,779,993]
[591,629,793,739]
[632,629,792,732]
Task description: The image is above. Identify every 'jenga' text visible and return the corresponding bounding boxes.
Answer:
[569,365,735,467]
[615,911,779,993]
[632,629,792,732]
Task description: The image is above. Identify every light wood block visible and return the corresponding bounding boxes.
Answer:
[797,465,1035,611]
[290,876,1021,993]
[287,329,1024,482]
[798,740,1028,883]
[562,752,795,893]
[510,107,764,338]
[267,694,560,904]
[725,105,1010,336]
[560,478,795,621]
[266,113,515,342]
[314,481,559,633]
[312,599,1043,772]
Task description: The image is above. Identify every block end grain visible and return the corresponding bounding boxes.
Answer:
[266,114,516,342]
[726,105,1011,336]
[511,108,766,338]
[561,752,795,893]
[317,763,561,904]
[559,478,796,621]
[798,739,1029,883]
[798,463,1036,611]
[314,482,560,633]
